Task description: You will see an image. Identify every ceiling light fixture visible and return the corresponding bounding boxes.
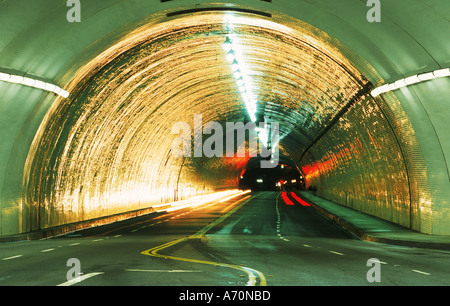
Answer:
[223,34,257,123]
[0,71,70,98]
[371,68,450,97]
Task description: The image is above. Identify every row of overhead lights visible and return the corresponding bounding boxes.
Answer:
[371,68,450,97]
[223,35,258,123]
[0,63,448,102]
[0,71,70,98]
[223,34,275,149]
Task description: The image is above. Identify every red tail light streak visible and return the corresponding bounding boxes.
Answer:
[281,191,294,205]
[290,192,311,206]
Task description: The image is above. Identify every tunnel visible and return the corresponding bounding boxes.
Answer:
[238,155,304,191]
[0,0,449,241]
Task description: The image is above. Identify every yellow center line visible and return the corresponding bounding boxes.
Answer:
[140,193,267,286]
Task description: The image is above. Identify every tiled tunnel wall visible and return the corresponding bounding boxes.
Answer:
[300,94,414,229]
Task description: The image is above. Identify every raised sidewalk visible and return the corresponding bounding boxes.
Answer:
[298,190,450,251]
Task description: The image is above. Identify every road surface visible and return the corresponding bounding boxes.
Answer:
[1,191,450,286]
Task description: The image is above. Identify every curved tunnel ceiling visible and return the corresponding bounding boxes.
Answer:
[23,11,368,218]
[0,1,449,235]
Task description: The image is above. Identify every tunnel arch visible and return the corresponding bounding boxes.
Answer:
[0,1,449,236]
[23,10,372,231]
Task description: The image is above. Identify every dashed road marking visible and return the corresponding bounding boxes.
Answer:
[412,269,431,276]
[329,251,344,256]
[125,269,202,273]
[275,193,290,243]
[2,255,22,261]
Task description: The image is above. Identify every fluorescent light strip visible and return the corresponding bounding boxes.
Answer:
[371,68,450,97]
[0,72,69,98]
[223,35,257,122]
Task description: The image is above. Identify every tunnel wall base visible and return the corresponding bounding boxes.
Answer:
[0,203,169,242]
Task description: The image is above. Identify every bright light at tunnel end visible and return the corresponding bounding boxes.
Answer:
[371,68,450,97]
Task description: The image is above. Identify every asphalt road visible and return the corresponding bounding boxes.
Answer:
[1,190,450,286]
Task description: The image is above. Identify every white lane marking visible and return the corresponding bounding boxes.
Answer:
[92,239,103,242]
[275,194,290,242]
[41,248,55,253]
[244,269,257,286]
[412,269,431,276]
[2,255,22,261]
[303,244,312,248]
[131,225,148,233]
[125,269,202,273]
[329,251,344,256]
[113,235,122,238]
[69,243,80,246]
[57,272,104,286]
